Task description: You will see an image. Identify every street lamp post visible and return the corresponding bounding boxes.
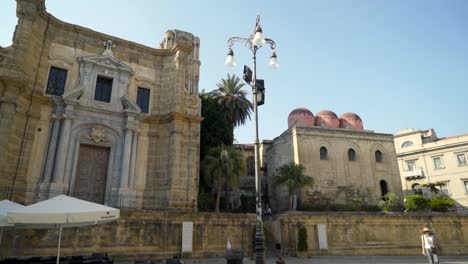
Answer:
[225,15,278,264]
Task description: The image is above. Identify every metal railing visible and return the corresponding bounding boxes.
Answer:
[0,186,196,211]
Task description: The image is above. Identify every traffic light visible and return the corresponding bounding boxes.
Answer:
[243,65,252,83]
[256,79,265,106]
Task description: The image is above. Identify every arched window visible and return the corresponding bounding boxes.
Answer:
[401,141,414,148]
[320,147,328,160]
[412,183,423,195]
[246,156,255,176]
[375,150,383,163]
[380,180,389,199]
[348,148,356,161]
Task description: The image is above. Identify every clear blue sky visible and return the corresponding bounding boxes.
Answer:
[1,0,467,143]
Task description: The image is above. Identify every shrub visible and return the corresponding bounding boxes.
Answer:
[240,194,256,213]
[429,197,456,212]
[197,190,214,212]
[297,226,308,251]
[377,193,399,212]
[404,195,428,212]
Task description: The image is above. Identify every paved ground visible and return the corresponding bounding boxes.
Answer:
[118,255,468,264]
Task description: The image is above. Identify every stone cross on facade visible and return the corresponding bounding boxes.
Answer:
[104,40,115,50]
[103,40,115,56]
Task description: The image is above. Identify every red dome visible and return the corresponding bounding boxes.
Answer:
[288,108,315,128]
[339,112,364,131]
[315,110,339,128]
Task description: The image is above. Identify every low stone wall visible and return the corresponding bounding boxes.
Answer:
[3,211,467,260]
[0,211,256,261]
[278,212,468,256]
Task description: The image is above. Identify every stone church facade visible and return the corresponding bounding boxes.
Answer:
[263,108,402,211]
[0,0,201,210]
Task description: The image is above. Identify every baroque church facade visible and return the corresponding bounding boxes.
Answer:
[0,0,201,210]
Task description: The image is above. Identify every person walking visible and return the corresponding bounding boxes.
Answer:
[421,227,440,264]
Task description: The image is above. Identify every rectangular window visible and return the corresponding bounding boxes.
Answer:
[46,66,67,96]
[406,160,416,171]
[136,87,150,113]
[433,157,444,169]
[94,76,113,103]
[464,181,468,193]
[457,154,467,166]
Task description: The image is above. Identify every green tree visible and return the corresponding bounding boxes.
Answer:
[377,193,399,212]
[297,226,308,251]
[209,74,253,130]
[202,145,245,213]
[422,181,447,197]
[199,91,233,161]
[272,162,314,211]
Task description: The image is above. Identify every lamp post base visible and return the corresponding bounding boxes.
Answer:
[255,219,266,264]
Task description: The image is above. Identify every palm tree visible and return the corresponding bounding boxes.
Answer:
[202,145,245,213]
[209,74,253,129]
[272,162,314,211]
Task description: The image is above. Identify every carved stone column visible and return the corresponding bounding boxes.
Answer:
[50,105,74,195]
[129,130,139,189]
[120,127,133,189]
[39,114,62,197]
[0,88,19,187]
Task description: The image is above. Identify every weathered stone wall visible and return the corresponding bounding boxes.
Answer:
[3,211,467,260]
[0,0,201,211]
[278,212,468,256]
[0,211,256,261]
[266,126,402,212]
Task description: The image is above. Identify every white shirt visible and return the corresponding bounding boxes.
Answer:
[422,234,434,249]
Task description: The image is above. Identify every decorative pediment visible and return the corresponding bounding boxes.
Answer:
[121,95,141,113]
[77,55,134,75]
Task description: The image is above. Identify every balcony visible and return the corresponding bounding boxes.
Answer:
[404,169,424,180]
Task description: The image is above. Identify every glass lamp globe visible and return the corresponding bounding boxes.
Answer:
[269,50,279,69]
[224,48,237,67]
[252,26,266,47]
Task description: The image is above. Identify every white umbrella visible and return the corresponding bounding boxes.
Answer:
[8,195,119,264]
[0,200,24,245]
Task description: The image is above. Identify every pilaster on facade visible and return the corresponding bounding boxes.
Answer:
[0,0,202,212]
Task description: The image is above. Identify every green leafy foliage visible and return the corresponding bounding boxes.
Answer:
[421,181,447,196]
[297,226,308,251]
[240,194,256,213]
[202,145,245,213]
[272,162,314,210]
[199,93,233,161]
[209,74,253,128]
[429,196,456,212]
[404,195,428,212]
[377,193,399,212]
[197,190,215,212]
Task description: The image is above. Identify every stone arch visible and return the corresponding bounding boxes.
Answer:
[66,122,122,203]
[348,148,356,161]
[343,142,362,161]
[316,139,335,161]
[380,180,389,198]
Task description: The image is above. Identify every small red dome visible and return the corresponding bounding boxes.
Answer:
[288,108,315,128]
[315,110,339,128]
[339,112,364,131]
